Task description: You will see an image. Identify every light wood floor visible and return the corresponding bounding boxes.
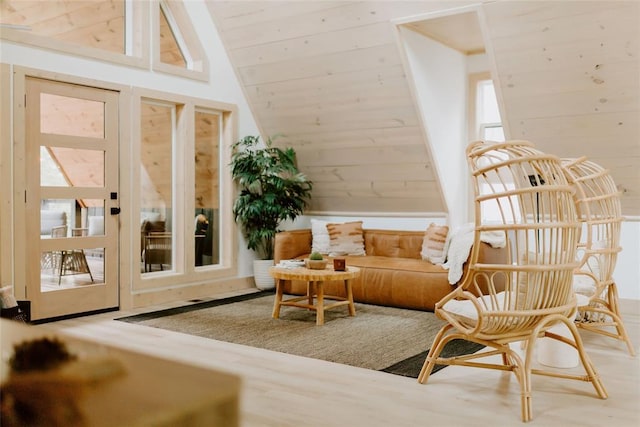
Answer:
[39,291,639,427]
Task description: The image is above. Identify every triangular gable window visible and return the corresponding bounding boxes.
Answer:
[159,3,188,68]
[153,1,207,79]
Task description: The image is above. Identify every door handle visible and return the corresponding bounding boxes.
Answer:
[110,207,121,215]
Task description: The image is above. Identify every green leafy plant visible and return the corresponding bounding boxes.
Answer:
[309,252,324,260]
[231,135,313,260]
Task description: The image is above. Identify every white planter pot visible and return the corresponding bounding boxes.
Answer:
[253,259,275,290]
[537,323,579,368]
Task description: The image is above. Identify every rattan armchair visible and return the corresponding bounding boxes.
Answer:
[561,157,635,356]
[418,140,607,422]
[40,225,68,274]
[143,232,172,272]
[53,226,94,285]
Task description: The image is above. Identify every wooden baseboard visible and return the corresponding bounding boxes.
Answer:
[131,277,255,308]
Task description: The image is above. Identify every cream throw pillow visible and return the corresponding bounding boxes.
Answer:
[0,286,18,308]
[327,221,365,256]
[310,219,331,254]
[421,223,449,264]
[442,291,509,320]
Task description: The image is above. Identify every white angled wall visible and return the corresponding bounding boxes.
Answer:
[617,220,640,300]
[399,26,470,230]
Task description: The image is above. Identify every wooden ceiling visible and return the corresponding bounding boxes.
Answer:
[404,11,485,55]
[207,1,639,216]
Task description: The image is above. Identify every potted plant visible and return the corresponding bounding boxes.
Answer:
[305,252,327,270]
[231,135,313,289]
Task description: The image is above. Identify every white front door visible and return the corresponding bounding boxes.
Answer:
[25,77,119,321]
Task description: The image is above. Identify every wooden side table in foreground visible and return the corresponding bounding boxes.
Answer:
[1,319,240,426]
[269,266,361,325]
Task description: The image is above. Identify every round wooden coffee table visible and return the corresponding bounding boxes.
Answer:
[269,266,361,325]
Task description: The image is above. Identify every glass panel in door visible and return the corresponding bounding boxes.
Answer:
[40,198,105,291]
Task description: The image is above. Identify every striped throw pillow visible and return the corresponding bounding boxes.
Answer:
[327,221,366,256]
[421,223,449,264]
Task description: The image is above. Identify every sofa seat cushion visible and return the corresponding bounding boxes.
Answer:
[291,254,446,274]
[284,255,452,311]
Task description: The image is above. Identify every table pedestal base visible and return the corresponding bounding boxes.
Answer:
[272,278,356,325]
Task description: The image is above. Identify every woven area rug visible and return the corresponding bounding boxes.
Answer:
[117,292,483,378]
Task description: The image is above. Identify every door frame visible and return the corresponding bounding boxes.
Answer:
[1,64,12,289]
[11,66,133,319]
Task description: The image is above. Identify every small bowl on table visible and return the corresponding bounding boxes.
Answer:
[305,259,328,270]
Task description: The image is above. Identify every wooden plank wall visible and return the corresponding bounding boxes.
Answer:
[483,1,640,214]
[208,0,639,216]
[207,1,469,214]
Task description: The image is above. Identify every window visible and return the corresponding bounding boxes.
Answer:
[134,89,237,291]
[140,100,175,274]
[194,110,221,268]
[0,0,145,65]
[1,0,207,78]
[471,77,513,221]
[476,79,504,142]
[159,3,188,68]
[0,1,126,53]
[153,0,207,79]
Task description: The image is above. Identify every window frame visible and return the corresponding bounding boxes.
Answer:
[139,98,178,276]
[193,108,224,269]
[132,88,237,292]
[0,0,149,69]
[0,0,208,81]
[479,122,505,142]
[152,0,209,81]
[468,72,505,142]
[469,74,513,222]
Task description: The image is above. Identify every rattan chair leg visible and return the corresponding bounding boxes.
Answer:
[417,324,452,384]
[577,284,635,356]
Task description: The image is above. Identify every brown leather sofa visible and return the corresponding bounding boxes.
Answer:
[273,228,508,311]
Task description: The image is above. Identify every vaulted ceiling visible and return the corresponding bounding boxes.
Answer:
[3,1,637,216]
[207,1,639,216]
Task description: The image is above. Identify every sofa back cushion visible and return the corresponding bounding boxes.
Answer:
[363,229,424,259]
